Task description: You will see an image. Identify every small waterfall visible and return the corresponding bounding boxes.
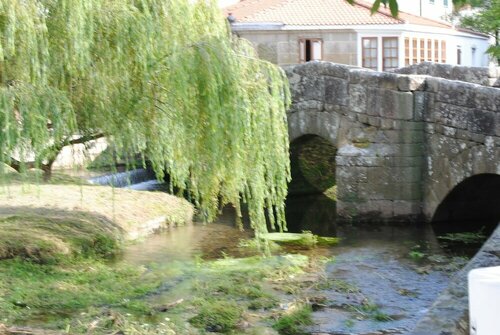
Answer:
[89,169,156,188]
[125,179,164,191]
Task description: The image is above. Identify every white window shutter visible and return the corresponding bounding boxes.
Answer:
[312,40,322,61]
[299,40,305,63]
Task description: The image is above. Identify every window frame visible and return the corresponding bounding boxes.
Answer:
[412,38,418,64]
[404,37,410,66]
[441,41,446,63]
[382,37,399,71]
[299,38,323,63]
[362,37,378,70]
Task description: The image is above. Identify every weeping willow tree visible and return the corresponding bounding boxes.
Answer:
[0,0,291,238]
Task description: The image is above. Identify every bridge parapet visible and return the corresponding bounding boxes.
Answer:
[285,61,500,223]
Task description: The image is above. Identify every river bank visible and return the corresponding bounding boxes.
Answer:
[0,169,485,335]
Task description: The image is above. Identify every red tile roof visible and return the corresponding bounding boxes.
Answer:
[224,0,453,28]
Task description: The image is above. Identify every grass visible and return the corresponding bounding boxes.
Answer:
[189,300,243,333]
[0,171,194,244]
[0,170,325,334]
[272,305,313,335]
[0,248,313,334]
[0,214,120,263]
[0,169,91,185]
[0,259,161,325]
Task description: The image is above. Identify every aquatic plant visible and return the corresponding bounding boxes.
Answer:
[0,0,291,238]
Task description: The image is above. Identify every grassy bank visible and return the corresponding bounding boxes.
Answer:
[0,171,194,257]
[0,253,326,334]
[0,171,329,335]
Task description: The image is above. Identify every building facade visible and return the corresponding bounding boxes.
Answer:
[225,0,490,70]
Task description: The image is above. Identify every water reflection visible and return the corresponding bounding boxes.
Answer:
[285,193,337,236]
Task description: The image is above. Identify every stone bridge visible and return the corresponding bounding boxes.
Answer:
[284,62,500,224]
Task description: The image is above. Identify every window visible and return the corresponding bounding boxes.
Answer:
[362,37,378,70]
[299,39,322,63]
[434,40,439,62]
[471,47,476,66]
[457,46,462,65]
[441,41,446,63]
[427,39,432,61]
[443,0,449,6]
[383,37,399,70]
[420,39,425,61]
[429,0,435,3]
[404,37,410,66]
[412,38,418,64]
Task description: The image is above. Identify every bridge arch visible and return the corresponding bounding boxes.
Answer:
[287,110,340,146]
[288,134,337,196]
[432,173,500,236]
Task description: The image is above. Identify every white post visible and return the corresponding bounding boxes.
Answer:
[469,266,500,335]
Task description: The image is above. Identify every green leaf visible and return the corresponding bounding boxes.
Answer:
[371,0,382,14]
[389,0,399,17]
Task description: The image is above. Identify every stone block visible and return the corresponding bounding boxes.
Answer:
[424,77,440,93]
[468,110,496,136]
[393,200,420,217]
[395,91,414,120]
[298,75,325,102]
[380,118,394,129]
[291,61,350,79]
[425,123,435,135]
[367,116,381,127]
[349,84,367,114]
[357,113,369,124]
[422,92,437,123]
[336,154,384,167]
[434,103,470,130]
[349,69,399,90]
[496,113,500,137]
[474,86,499,112]
[469,131,486,144]
[381,130,422,144]
[398,75,427,91]
[413,92,425,121]
[324,77,348,106]
[383,156,421,167]
[436,80,477,108]
[392,121,425,131]
[365,89,414,120]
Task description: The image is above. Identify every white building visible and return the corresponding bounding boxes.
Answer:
[224,0,490,70]
[397,0,453,22]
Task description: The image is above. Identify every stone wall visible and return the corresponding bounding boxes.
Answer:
[393,61,500,87]
[285,61,500,223]
[285,62,426,222]
[421,78,500,221]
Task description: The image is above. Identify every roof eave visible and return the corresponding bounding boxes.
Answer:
[231,22,285,31]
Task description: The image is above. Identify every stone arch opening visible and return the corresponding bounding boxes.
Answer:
[285,135,338,235]
[432,173,500,254]
[288,134,337,196]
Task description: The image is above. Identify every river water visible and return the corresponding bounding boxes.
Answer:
[112,177,469,335]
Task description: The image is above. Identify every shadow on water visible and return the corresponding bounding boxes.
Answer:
[285,193,337,237]
[431,173,500,257]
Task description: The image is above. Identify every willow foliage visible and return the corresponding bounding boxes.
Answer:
[0,0,291,237]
